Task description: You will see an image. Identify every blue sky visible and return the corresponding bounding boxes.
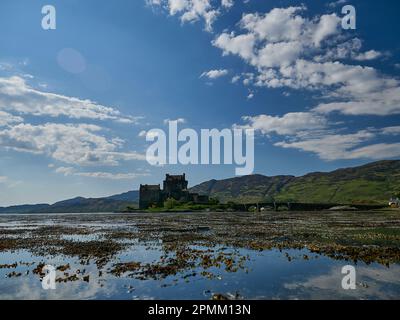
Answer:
[0,0,399,206]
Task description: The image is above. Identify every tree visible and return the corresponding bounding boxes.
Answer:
[209,197,219,205]
[164,197,179,209]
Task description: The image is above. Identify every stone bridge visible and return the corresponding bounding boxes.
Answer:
[232,202,385,212]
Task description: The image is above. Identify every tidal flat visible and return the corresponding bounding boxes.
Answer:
[0,210,399,300]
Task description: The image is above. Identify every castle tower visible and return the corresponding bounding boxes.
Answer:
[162,173,188,200]
[139,184,162,209]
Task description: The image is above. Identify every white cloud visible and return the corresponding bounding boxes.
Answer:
[0,176,7,184]
[55,166,76,176]
[240,7,306,43]
[255,41,302,68]
[74,171,149,180]
[221,0,234,9]
[139,130,161,139]
[314,38,362,61]
[145,2,399,161]
[0,111,23,127]
[200,69,229,79]
[284,264,400,300]
[273,126,400,161]
[237,112,327,135]
[382,126,400,135]
[311,13,341,47]
[213,32,256,61]
[168,0,188,15]
[275,130,376,160]
[0,62,13,71]
[0,76,139,123]
[231,75,240,83]
[0,123,145,166]
[54,166,149,180]
[215,6,340,65]
[147,0,224,32]
[236,110,400,161]
[346,143,400,160]
[354,50,382,61]
[138,130,147,137]
[213,7,342,72]
[212,6,400,116]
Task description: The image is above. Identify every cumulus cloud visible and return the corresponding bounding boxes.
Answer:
[0,76,139,123]
[274,127,400,161]
[200,69,229,79]
[145,2,399,161]
[0,111,23,127]
[275,130,376,161]
[212,6,400,116]
[0,123,145,166]
[237,112,327,135]
[214,6,341,66]
[236,109,400,161]
[354,50,382,61]
[311,13,341,47]
[213,32,256,60]
[147,0,229,31]
[221,0,234,9]
[239,7,307,43]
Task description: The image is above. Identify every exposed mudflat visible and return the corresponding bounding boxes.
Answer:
[0,211,399,299]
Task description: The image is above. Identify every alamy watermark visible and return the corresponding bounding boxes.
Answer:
[42,264,56,290]
[341,265,356,290]
[342,5,356,30]
[41,4,356,31]
[41,5,56,30]
[145,121,255,176]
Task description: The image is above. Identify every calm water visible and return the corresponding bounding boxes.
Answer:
[0,213,399,300]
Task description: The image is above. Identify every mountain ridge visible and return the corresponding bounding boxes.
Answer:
[190,160,400,204]
[0,160,398,213]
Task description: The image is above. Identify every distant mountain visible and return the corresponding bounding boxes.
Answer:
[43,197,137,213]
[0,193,138,214]
[105,190,139,202]
[1,160,399,213]
[0,204,51,214]
[190,160,400,204]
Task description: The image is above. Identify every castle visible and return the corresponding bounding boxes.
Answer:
[139,174,209,209]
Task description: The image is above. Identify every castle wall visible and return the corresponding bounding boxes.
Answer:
[139,185,162,209]
[139,174,209,209]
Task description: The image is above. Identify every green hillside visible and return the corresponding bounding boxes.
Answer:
[190,174,295,203]
[2,160,399,213]
[190,160,400,204]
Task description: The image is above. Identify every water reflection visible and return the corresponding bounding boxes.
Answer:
[0,212,399,300]
[1,247,399,300]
